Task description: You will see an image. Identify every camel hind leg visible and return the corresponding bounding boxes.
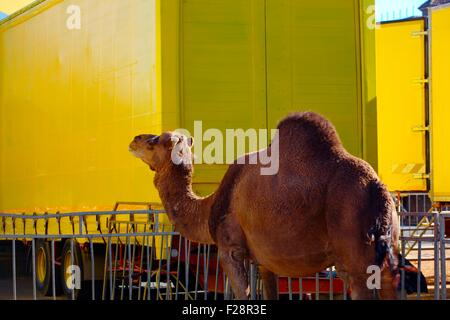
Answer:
[327,215,385,299]
[326,177,400,299]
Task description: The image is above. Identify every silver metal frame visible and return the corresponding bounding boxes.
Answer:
[0,210,347,300]
[1,207,448,300]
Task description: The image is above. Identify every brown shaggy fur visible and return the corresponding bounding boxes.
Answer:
[130,112,400,300]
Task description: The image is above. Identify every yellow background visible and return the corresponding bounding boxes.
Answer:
[0,0,161,213]
[0,0,35,14]
[0,0,375,214]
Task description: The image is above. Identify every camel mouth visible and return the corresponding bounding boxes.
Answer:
[128,145,141,158]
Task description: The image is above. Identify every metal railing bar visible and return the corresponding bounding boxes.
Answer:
[194,244,201,300]
[315,273,319,300]
[329,267,333,300]
[51,239,56,300]
[101,237,109,300]
[204,244,210,300]
[90,239,95,300]
[112,240,119,298]
[156,228,164,300]
[0,210,165,220]
[12,239,17,300]
[185,240,191,301]
[214,251,220,301]
[440,216,447,300]
[0,232,179,239]
[120,236,128,300]
[400,236,436,242]
[128,237,133,300]
[137,226,146,301]
[108,237,113,300]
[434,212,440,300]
[148,234,155,300]
[417,241,422,300]
[165,232,171,300]
[343,279,348,300]
[31,239,36,300]
[299,278,303,300]
[175,237,182,300]
[287,277,292,300]
[401,242,406,300]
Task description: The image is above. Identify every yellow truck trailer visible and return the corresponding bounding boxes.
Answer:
[0,0,376,298]
[376,4,450,203]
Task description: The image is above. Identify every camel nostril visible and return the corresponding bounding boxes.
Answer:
[134,135,142,141]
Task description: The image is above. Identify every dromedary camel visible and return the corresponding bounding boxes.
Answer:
[129,112,400,300]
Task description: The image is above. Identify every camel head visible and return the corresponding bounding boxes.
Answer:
[129,132,194,172]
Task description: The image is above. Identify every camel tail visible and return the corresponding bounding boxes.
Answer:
[368,180,399,277]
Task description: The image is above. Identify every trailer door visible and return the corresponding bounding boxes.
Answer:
[376,19,427,192]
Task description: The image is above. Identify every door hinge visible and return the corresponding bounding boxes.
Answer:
[411,30,429,37]
[412,78,429,85]
[413,173,430,180]
[412,125,430,132]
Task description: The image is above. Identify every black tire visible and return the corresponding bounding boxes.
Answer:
[35,240,61,296]
[60,239,88,299]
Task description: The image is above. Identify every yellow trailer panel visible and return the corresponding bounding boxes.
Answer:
[375,19,427,192]
[0,0,162,213]
[430,5,450,202]
[1,0,376,214]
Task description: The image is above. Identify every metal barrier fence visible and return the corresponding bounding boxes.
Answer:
[0,206,448,300]
[0,210,346,300]
[396,193,449,300]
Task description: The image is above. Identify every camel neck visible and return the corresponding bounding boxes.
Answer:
[154,164,215,244]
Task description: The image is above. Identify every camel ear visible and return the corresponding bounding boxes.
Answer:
[187,137,194,148]
[149,135,160,145]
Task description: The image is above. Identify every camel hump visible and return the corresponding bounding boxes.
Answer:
[276,112,343,154]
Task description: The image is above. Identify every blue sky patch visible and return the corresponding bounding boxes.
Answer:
[376,0,427,21]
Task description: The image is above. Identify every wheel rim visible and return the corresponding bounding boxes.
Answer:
[37,247,47,284]
[63,249,73,289]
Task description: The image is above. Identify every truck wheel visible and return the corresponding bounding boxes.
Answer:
[60,240,86,299]
[35,240,61,296]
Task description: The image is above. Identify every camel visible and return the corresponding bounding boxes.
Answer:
[129,112,400,300]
